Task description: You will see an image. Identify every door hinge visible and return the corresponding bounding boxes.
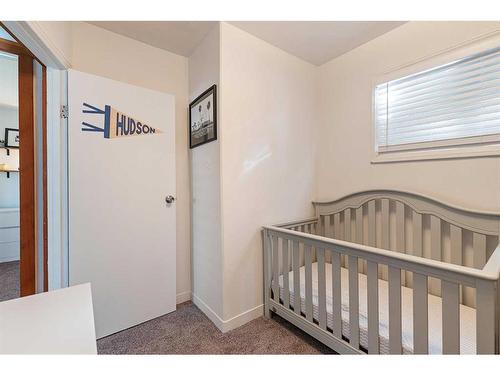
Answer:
[60,105,68,119]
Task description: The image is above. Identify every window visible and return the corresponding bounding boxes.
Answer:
[374,46,500,155]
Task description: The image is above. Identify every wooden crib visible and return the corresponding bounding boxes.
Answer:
[262,190,500,354]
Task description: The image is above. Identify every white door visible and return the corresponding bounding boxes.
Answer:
[68,70,176,339]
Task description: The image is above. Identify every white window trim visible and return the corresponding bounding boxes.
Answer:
[371,29,500,164]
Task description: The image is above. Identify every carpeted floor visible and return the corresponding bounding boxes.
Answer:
[97,302,336,354]
[0,261,19,302]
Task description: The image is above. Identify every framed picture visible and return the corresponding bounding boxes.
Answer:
[4,128,19,148]
[189,84,217,149]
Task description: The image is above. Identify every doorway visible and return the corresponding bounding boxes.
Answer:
[0,23,47,301]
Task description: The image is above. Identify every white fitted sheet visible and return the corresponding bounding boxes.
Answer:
[278,262,476,354]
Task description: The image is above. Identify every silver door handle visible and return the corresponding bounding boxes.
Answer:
[165,195,176,204]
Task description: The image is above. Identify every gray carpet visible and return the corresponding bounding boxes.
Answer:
[0,261,19,302]
[98,302,336,354]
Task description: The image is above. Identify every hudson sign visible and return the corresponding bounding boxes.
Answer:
[81,102,162,139]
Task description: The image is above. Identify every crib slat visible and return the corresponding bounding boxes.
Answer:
[348,255,360,349]
[368,201,376,246]
[331,251,342,338]
[344,208,352,241]
[334,213,341,240]
[355,206,363,245]
[324,215,331,238]
[282,239,290,309]
[353,207,362,269]
[380,199,390,280]
[430,216,442,295]
[396,202,406,284]
[412,212,422,258]
[476,279,496,354]
[272,236,279,303]
[442,281,460,354]
[292,240,300,315]
[413,273,428,354]
[304,244,313,322]
[381,199,390,250]
[430,216,441,261]
[450,225,462,265]
[395,202,405,252]
[473,233,487,269]
[367,260,379,354]
[388,266,402,354]
[317,248,327,330]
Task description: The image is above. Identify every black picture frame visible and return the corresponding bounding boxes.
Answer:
[189,84,217,149]
[4,128,19,148]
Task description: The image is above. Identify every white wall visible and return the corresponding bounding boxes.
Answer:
[0,54,19,209]
[0,51,19,262]
[316,21,500,212]
[188,24,224,319]
[219,23,318,322]
[70,22,191,302]
[0,107,19,209]
[0,53,18,107]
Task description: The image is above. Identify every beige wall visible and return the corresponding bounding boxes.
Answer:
[35,21,73,67]
[316,21,500,212]
[71,22,191,301]
[220,23,318,321]
[189,24,224,319]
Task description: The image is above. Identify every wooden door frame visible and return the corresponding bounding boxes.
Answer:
[0,26,48,296]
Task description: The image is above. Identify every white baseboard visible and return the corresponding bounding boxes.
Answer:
[192,293,263,333]
[0,255,19,263]
[176,290,192,304]
[192,293,225,331]
[0,240,20,264]
[0,241,20,263]
[222,304,263,332]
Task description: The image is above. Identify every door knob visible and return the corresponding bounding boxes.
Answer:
[165,195,176,204]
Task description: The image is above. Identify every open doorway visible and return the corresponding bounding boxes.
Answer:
[0,23,47,301]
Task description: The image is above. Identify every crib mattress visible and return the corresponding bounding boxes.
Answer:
[277,262,476,354]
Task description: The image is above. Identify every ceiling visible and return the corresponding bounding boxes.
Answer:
[88,21,218,57]
[89,21,405,65]
[229,22,405,65]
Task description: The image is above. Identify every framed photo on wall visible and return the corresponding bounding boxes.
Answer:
[189,84,217,149]
[4,128,19,148]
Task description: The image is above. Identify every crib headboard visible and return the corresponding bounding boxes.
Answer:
[313,190,500,272]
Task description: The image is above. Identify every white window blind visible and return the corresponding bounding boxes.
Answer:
[375,46,500,153]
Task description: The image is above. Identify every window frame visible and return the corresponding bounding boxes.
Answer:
[371,31,500,163]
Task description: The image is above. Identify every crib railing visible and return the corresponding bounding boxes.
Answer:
[263,220,500,354]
